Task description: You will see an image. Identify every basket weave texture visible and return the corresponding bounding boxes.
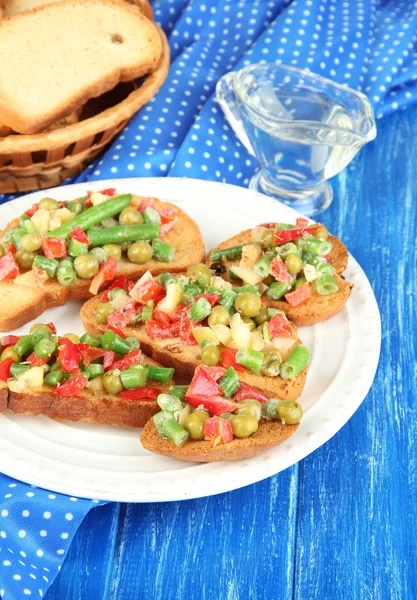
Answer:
[0,26,169,194]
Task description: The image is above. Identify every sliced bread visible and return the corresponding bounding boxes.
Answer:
[0,0,162,134]
[3,0,153,19]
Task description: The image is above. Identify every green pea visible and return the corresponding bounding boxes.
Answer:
[235,400,262,420]
[241,317,256,331]
[102,244,122,261]
[234,292,262,318]
[184,411,209,440]
[103,371,124,395]
[207,305,230,327]
[38,197,60,210]
[127,241,153,264]
[89,375,105,395]
[313,225,329,240]
[231,415,259,438]
[119,207,143,226]
[0,245,5,259]
[253,307,268,326]
[0,347,19,363]
[73,254,99,279]
[95,303,114,325]
[20,232,42,252]
[201,344,220,366]
[276,400,303,424]
[62,333,80,344]
[186,263,212,282]
[285,253,303,275]
[261,351,282,377]
[15,249,37,269]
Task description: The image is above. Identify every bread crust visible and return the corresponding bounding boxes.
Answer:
[0,196,205,331]
[0,0,162,133]
[1,354,169,427]
[81,294,308,401]
[206,231,352,326]
[3,0,153,20]
[140,418,299,462]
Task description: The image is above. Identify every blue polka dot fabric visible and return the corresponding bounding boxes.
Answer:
[1,0,416,597]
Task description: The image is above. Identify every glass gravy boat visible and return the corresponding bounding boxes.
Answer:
[216,63,377,216]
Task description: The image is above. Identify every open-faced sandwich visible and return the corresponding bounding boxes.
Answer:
[0,322,175,427]
[80,265,310,401]
[207,218,353,326]
[140,364,303,462]
[0,190,204,330]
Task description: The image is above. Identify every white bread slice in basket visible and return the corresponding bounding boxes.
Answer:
[0,0,162,134]
[3,0,153,19]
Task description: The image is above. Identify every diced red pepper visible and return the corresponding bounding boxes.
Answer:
[33,267,49,289]
[41,237,67,259]
[295,217,309,229]
[197,365,226,382]
[270,256,291,285]
[24,203,39,217]
[128,280,136,293]
[57,338,81,373]
[0,252,19,281]
[103,350,116,371]
[145,320,180,339]
[153,310,172,326]
[1,335,20,349]
[257,222,277,229]
[46,322,57,335]
[323,254,333,263]
[110,350,142,372]
[179,308,200,345]
[130,279,166,304]
[204,416,234,446]
[234,382,269,404]
[89,257,117,295]
[285,282,313,307]
[186,394,239,416]
[107,323,126,338]
[102,275,128,302]
[138,198,157,212]
[274,223,321,244]
[77,345,105,367]
[219,348,246,372]
[193,293,220,307]
[8,243,17,255]
[158,204,178,223]
[69,226,90,245]
[119,387,160,401]
[100,188,117,197]
[56,374,88,397]
[268,313,293,338]
[186,365,223,397]
[0,357,14,381]
[170,303,185,323]
[160,220,177,237]
[107,300,137,329]
[26,352,50,367]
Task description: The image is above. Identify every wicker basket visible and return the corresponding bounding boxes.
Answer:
[0,26,169,194]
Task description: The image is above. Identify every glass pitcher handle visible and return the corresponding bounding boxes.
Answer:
[216,72,255,157]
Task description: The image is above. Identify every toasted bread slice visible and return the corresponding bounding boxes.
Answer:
[0,354,169,428]
[0,110,79,137]
[0,0,162,134]
[81,294,307,401]
[4,0,153,20]
[208,231,349,275]
[0,196,205,331]
[141,417,299,462]
[206,231,352,326]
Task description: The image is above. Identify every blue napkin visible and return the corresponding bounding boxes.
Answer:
[1,0,416,597]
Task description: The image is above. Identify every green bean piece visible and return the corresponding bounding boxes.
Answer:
[159,272,178,289]
[10,363,31,377]
[33,256,58,278]
[79,333,101,347]
[294,277,307,290]
[44,369,65,387]
[313,274,339,295]
[146,365,175,384]
[87,364,105,378]
[276,242,300,260]
[11,227,27,250]
[21,217,36,233]
[311,257,336,276]
[142,207,161,225]
[169,385,189,402]
[261,398,281,419]
[125,336,140,352]
[266,282,289,300]
[188,297,212,322]
[68,238,89,257]
[152,239,175,262]
[100,330,131,355]
[219,367,240,398]
[275,222,295,231]
[119,366,147,389]
[235,348,264,373]
[210,244,243,262]
[90,247,108,264]
[140,306,153,322]
[57,265,77,287]
[254,254,273,278]
[14,335,35,357]
[153,412,189,446]
[219,288,237,311]
[280,346,310,380]
[298,236,333,256]
[67,200,84,215]
[29,326,52,345]
[59,257,74,269]
[87,224,160,246]
[46,194,132,239]
[34,338,57,358]
[233,285,260,295]
[157,393,184,413]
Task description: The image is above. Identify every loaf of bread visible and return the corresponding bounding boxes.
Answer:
[0,0,162,134]
[3,0,153,19]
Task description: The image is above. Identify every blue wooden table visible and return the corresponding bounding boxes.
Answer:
[44,105,416,600]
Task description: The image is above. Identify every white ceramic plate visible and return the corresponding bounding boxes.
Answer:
[0,178,381,502]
